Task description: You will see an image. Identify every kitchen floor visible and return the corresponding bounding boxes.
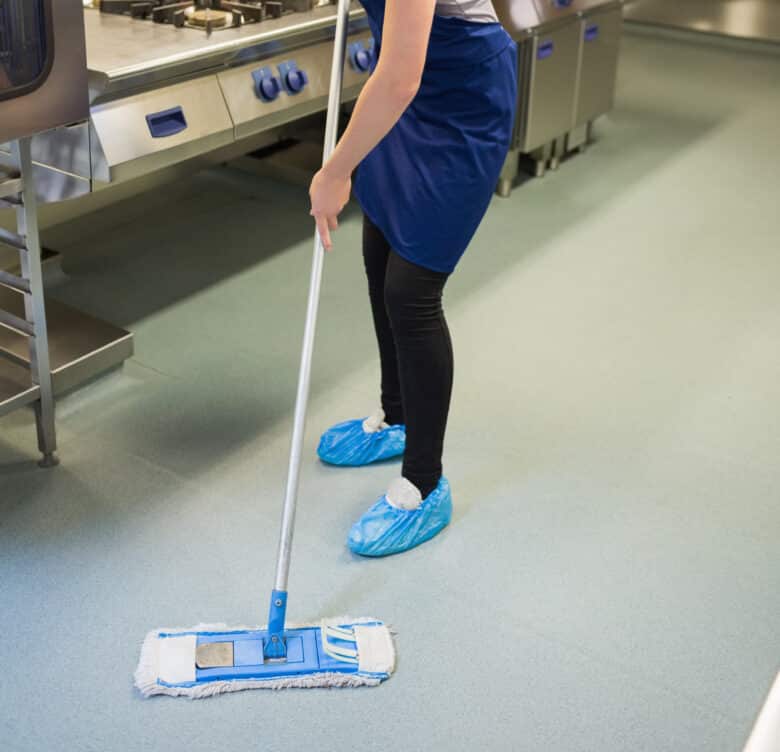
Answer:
[2,31,779,752]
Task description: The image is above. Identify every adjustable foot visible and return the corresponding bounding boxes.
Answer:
[496,178,513,198]
[38,452,60,469]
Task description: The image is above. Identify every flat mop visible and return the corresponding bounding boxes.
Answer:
[134,0,395,697]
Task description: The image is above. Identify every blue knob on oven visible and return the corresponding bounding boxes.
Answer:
[349,41,375,73]
[278,60,309,95]
[252,67,282,102]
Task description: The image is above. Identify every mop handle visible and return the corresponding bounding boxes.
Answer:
[272,0,353,594]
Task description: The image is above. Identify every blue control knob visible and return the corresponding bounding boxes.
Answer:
[349,41,375,73]
[252,67,282,102]
[278,61,309,95]
[259,77,281,101]
[355,48,372,72]
[286,69,308,93]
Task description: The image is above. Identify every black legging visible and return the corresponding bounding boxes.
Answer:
[362,214,453,498]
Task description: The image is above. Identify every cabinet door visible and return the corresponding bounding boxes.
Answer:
[524,21,581,151]
[575,7,622,126]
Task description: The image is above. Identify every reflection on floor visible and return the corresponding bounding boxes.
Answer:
[2,29,780,752]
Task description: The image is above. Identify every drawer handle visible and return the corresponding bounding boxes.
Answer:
[146,106,188,138]
[585,24,600,42]
[537,41,554,60]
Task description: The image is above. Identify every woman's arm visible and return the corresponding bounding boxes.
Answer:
[309,0,437,249]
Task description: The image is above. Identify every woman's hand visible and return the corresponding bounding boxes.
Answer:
[309,165,351,251]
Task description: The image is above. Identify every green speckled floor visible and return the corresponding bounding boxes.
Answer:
[2,31,779,752]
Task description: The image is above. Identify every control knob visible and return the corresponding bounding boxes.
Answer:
[278,61,309,95]
[252,67,282,102]
[349,41,375,73]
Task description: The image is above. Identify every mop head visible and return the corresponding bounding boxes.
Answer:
[135,617,395,698]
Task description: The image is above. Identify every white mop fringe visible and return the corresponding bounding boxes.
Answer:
[134,616,396,699]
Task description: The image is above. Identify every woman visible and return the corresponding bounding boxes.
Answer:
[309,0,517,557]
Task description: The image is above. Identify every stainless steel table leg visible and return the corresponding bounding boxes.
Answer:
[12,138,58,468]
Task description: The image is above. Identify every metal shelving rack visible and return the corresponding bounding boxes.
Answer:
[0,138,59,468]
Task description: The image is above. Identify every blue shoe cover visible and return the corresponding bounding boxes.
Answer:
[347,477,452,557]
[317,418,405,467]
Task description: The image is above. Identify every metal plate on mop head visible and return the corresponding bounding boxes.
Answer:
[192,627,358,683]
[196,641,234,669]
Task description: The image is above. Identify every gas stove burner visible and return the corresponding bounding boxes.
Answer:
[188,8,230,27]
[98,0,307,30]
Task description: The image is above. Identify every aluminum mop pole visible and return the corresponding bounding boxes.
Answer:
[264,0,353,660]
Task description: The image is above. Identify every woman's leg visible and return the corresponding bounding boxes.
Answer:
[383,249,453,499]
[363,214,404,426]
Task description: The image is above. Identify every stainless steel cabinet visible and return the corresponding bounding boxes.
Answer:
[521,19,582,152]
[574,5,623,128]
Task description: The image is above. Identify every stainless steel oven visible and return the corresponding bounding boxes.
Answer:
[0,0,89,142]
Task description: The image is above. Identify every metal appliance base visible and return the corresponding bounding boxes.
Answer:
[495,141,560,196]
[497,121,601,196]
[0,288,133,415]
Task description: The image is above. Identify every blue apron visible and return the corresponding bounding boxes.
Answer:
[353,1,518,273]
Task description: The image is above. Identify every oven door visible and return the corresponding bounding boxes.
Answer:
[0,0,88,142]
[0,0,55,101]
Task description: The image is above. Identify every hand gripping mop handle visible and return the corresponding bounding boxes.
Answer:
[265,0,352,660]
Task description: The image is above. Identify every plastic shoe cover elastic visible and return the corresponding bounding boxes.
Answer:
[317,417,406,467]
[347,477,452,557]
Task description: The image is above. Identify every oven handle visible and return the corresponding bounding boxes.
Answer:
[145,106,188,138]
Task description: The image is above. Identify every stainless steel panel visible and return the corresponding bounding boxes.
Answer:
[574,6,622,126]
[90,76,234,184]
[522,20,582,151]
[30,123,92,179]
[0,0,89,142]
[624,0,780,43]
[2,122,91,179]
[218,33,372,140]
[0,151,90,203]
[24,163,91,203]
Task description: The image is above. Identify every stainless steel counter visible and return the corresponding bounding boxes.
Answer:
[2,4,375,192]
[85,5,368,99]
[624,0,780,43]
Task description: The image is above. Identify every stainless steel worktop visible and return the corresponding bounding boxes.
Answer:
[624,0,780,43]
[85,4,368,99]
